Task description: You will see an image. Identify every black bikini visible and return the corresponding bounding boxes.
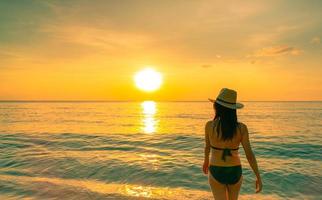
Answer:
[208,165,242,185]
[208,120,242,185]
[210,145,239,162]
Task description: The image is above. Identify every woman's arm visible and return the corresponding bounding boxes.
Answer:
[203,121,211,174]
[241,123,262,193]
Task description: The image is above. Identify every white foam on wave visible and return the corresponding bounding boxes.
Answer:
[0,174,282,200]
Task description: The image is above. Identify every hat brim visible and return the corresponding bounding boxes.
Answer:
[208,98,244,109]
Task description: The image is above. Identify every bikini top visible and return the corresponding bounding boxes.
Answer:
[210,119,240,162]
[210,145,239,161]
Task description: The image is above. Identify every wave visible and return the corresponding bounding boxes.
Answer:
[0,174,285,200]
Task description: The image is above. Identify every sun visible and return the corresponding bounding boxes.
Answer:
[134,68,163,92]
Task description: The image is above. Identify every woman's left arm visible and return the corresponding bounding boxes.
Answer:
[203,121,211,174]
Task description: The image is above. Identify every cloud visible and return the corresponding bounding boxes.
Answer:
[40,25,153,51]
[201,64,213,68]
[0,24,156,64]
[246,25,301,47]
[250,60,256,64]
[251,45,302,57]
[0,51,19,59]
[310,37,320,44]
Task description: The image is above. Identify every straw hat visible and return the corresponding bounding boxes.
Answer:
[208,88,244,109]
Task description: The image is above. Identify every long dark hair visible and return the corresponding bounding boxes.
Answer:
[213,102,238,141]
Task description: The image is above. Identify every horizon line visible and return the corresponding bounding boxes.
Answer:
[0,100,321,103]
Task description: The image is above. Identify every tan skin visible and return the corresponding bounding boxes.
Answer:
[203,120,262,200]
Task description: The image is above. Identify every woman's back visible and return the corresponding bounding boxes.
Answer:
[207,118,244,166]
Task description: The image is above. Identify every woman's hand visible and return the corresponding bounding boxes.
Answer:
[202,159,209,174]
[255,177,262,193]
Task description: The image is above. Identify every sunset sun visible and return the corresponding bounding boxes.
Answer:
[134,68,163,92]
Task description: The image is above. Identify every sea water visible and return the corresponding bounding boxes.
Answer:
[0,101,321,200]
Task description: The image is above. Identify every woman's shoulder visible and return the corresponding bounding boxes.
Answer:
[206,118,219,127]
[205,120,214,129]
[237,121,247,128]
[237,121,248,136]
[205,119,218,131]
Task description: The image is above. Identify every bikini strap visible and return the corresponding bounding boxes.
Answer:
[211,146,239,151]
[210,145,239,161]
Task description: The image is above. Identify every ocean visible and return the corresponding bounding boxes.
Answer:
[0,101,321,200]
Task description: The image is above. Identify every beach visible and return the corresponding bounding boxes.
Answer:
[0,101,321,200]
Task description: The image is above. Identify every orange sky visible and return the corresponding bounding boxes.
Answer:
[0,0,321,101]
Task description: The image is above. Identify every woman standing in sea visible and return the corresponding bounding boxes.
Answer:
[203,88,262,200]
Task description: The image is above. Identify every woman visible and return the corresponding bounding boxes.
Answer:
[203,88,262,200]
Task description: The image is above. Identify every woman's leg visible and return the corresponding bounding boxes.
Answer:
[208,172,228,200]
[227,175,243,200]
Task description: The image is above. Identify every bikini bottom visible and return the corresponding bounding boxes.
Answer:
[209,165,242,185]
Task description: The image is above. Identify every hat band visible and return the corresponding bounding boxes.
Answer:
[216,98,236,105]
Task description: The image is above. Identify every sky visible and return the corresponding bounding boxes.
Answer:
[0,0,321,101]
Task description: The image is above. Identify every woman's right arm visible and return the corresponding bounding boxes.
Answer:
[202,121,211,174]
[240,123,262,193]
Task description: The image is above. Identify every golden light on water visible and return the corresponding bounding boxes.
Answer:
[0,174,279,199]
[134,68,163,92]
[143,117,156,133]
[141,101,158,134]
[125,185,152,198]
[142,100,156,115]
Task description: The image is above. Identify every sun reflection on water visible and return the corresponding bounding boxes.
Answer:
[141,101,158,134]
